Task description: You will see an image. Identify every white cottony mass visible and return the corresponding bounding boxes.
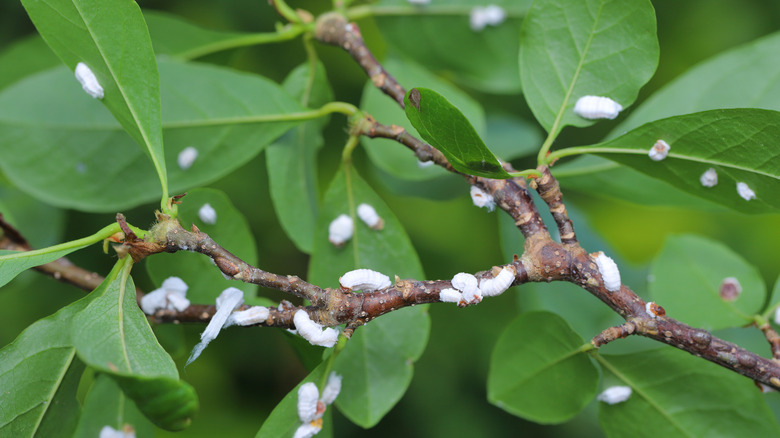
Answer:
[573,96,622,120]
[75,62,104,99]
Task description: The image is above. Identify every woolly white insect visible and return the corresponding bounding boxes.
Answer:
[700,168,718,187]
[339,268,391,292]
[645,301,665,318]
[737,182,756,201]
[328,214,354,247]
[99,425,135,438]
[417,159,434,168]
[226,306,270,327]
[479,266,516,297]
[297,382,321,423]
[594,251,621,292]
[597,386,632,405]
[439,288,463,303]
[140,276,190,315]
[452,272,481,304]
[648,139,670,161]
[294,310,339,348]
[573,96,623,120]
[357,203,384,230]
[177,146,198,170]
[470,185,495,212]
[470,5,507,32]
[719,277,742,301]
[75,62,104,99]
[320,372,342,405]
[186,287,244,366]
[199,203,217,225]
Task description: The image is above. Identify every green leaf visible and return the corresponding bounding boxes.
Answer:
[267,61,333,253]
[0,223,118,288]
[484,112,543,161]
[553,156,724,210]
[373,0,531,93]
[0,35,58,92]
[144,10,252,60]
[146,188,258,302]
[404,87,510,178]
[308,165,430,427]
[614,31,780,135]
[73,374,154,438]
[649,234,764,331]
[361,56,485,181]
[599,348,780,437]
[0,59,305,212]
[487,311,599,424]
[519,0,658,133]
[21,0,168,202]
[569,109,780,213]
[0,299,88,437]
[71,258,197,430]
[0,182,66,248]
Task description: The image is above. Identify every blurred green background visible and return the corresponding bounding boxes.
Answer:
[2,0,780,436]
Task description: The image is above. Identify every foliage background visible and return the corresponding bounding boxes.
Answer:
[2,0,780,436]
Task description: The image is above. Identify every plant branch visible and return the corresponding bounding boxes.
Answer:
[533,166,578,245]
[314,12,406,107]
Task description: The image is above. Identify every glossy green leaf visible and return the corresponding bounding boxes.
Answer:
[488,311,598,424]
[72,258,197,430]
[649,234,764,330]
[308,165,429,427]
[404,87,509,178]
[599,348,780,437]
[484,112,543,161]
[571,109,780,213]
[255,363,333,438]
[73,374,154,438]
[0,299,88,437]
[21,0,168,201]
[0,35,58,92]
[266,61,333,253]
[614,31,780,135]
[146,188,258,302]
[0,223,117,288]
[361,56,484,181]
[0,59,305,212]
[554,156,724,209]
[373,0,530,93]
[519,0,658,133]
[144,10,252,60]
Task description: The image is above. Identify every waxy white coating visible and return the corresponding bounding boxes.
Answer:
[328,214,354,247]
[573,95,622,120]
[339,269,391,291]
[294,310,339,348]
[594,252,621,292]
[75,62,104,99]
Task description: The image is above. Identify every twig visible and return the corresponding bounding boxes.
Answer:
[533,166,577,245]
[314,12,406,107]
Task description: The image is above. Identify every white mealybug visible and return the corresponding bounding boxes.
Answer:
[186,287,244,366]
[357,203,384,230]
[75,62,104,99]
[99,425,135,438]
[648,139,670,161]
[719,277,742,301]
[597,386,632,405]
[478,266,516,297]
[339,268,391,292]
[407,0,431,4]
[699,168,718,187]
[736,182,756,201]
[593,251,621,292]
[140,276,190,315]
[328,214,354,247]
[470,185,495,212]
[573,95,623,120]
[294,309,339,348]
[198,203,217,225]
[775,307,780,326]
[297,382,320,423]
[226,306,270,327]
[439,288,463,303]
[320,372,342,405]
[417,159,434,168]
[293,423,322,438]
[177,146,198,170]
[470,5,507,32]
[452,272,481,304]
[645,301,666,318]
